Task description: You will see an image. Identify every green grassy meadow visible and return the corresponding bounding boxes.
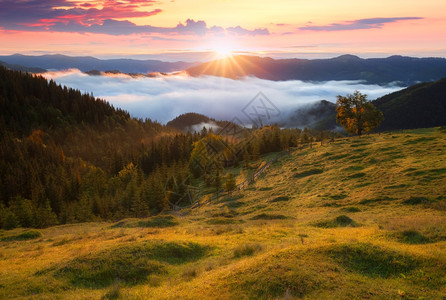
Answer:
[1,127,445,299]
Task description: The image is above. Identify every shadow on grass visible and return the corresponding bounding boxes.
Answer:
[206,217,242,225]
[52,241,208,288]
[110,215,178,229]
[1,230,42,242]
[326,243,418,278]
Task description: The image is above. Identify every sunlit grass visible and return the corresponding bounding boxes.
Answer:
[0,128,445,299]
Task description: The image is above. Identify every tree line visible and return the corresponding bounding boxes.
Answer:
[0,66,361,229]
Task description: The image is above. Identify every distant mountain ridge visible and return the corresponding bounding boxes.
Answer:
[0,61,47,73]
[186,54,446,85]
[3,54,446,85]
[0,54,198,74]
[166,112,243,133]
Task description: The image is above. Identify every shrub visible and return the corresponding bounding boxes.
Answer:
[270,196,290,203]
[225,201,244,208]
[0,208,19,230]
[102,281,121,300]
[397,230,430,244]
[212,208,238,218]
[359,196,396,205]
[334,215,356,226]
[136,215,178,228]
[329,194,348,200]
[347,172,366,179]
[206,218,239,225]
[250,213,288,220]
[314,215,357,228]
[182,266,199,279]
[293,169,323,179]
[259,187,273,191]
[341,207,361,213]
[233,243,262,258]
[402,197,430,205]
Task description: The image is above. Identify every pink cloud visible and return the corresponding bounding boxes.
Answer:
[0,0,161,30]
[0,0,269,37]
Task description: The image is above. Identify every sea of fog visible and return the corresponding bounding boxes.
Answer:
[42,70,404,125]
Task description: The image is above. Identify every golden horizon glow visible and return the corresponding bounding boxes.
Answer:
[0,0,445,59]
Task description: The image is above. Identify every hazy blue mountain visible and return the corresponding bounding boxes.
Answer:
[0,60,47,73]
[186,55,446,85]
[0,54,198,73]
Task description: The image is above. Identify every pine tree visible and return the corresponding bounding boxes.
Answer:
[0,205,19,230]
[243,149,250,169]
[11,196,35,228]
[251,141,261,161]
[214,169,222,200]
[271,126,281,151]
[76,192,95,222]
[131,191,149,218]
[225,173,237,196]
[35,199,58,228]
[300,129,310,147]
[189,140,207,177]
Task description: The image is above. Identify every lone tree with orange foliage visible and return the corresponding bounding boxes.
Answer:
[336,91,383,136]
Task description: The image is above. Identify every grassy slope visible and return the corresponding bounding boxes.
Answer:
[1,128,445,299]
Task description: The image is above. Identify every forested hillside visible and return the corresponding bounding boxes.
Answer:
[0,67,200,228]
[373,77,446,131]
[284,77,446,132]
[0,67,320,229]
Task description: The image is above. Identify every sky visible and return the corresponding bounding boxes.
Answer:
[0,0,445,61]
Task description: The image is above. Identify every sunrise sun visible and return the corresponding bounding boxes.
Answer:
[214,46,233,58]
[209,38,236,59]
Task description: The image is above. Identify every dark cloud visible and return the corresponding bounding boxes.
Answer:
[299,17,423,31]
[0,1,269,37]
[0,0,159,27]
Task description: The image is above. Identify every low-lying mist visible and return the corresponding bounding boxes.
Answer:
[42,70,403,125]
